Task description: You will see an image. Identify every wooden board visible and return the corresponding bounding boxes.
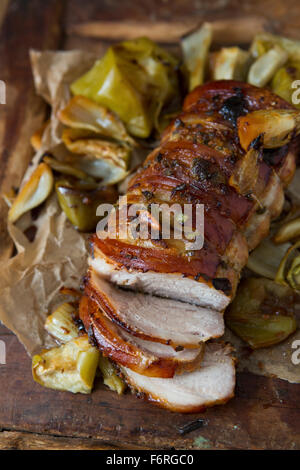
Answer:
[0,0,300,450]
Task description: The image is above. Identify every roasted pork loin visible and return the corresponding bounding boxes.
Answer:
[90,81,296,309]
[80,80,298,411]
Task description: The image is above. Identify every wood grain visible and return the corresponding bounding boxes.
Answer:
[0,326,299,450]
[67,17,268,45]
[0,0,9,29]
[0,430,148,450]
[1,0,300,451]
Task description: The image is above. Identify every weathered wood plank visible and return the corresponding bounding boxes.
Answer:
[1,0,300,451]
[67,17,268,44]
[0,0,9,29]
[0,430,147,450]
[0,333,299,450]
[65,0,300,41]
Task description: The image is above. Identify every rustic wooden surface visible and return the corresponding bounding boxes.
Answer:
[1,0,300,450]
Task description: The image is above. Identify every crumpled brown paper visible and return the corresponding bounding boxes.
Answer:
[0,49,299,383]
[0,50,96,355]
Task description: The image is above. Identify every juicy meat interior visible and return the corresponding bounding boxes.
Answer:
[85,268,224,348]
[122,342,236,413]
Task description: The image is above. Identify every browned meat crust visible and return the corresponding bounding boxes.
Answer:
[91,81,297,305]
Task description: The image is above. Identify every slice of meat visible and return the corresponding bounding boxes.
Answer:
[122,342,235,413]
[89,244,231,310]
[79,295,204,378]
[85,268,225,347]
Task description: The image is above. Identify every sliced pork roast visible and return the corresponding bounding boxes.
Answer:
[81,80,298,411]
[85,269,224,347]
[79,295,204,378]
[122,342,236,413]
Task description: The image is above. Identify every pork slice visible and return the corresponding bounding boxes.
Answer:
[122,342,235,413]
[86,268,225,348]
[79,295,203,378]
[89,250,230,311]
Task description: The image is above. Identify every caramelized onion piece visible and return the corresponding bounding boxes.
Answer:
[58,95,134,146]
[62,128,130,185]
[238,109,300,151]
[8,163,54,223]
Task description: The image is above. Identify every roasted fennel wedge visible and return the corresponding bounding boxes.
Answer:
[45,302,80,344]
[181,22,212,91]
[212,47,251,81]
[275,239,300,291]
[247,45,288,87]
[71,37,180,138]
[32,335,100,394]
[62,128,130,185]
[225,278,297,349]
[271,62,300,109]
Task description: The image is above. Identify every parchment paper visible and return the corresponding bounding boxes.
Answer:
[0,50,96,355]
[0,49,299,382]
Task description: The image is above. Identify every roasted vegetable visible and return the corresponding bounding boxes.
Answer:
[226,278,297,349]
[248,45,288,87]
[247,236,291,279]
[274,217,300,244]
[3,187,17,208]
[181,22,212,91]
[237,109,300,151]
[271,62,300,109]
[43,155,94,182]
[55,178,117,232]
[229,147,260,197]
[275,239,300,291]
[58,95,134,146]
[32,335,100,394]
[98,355,125,395]
[212,47,251,81]
[251,33,300,62]
[45,302,80,343]
[62,128,130,185]
[30,120,49,151]
[8,163,54,223]
[71,37,180,138]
